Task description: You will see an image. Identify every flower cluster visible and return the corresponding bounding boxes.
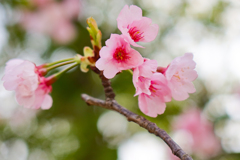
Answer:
[2,5,198,118]
[96,5,198,117]
[2,59,53,109]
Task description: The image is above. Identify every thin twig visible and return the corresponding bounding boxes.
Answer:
[81,70,193,160]
[81,94,192,160]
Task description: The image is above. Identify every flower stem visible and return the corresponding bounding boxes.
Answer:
[54,63,79,79]
[128,69,133,75]
[46,60,75,72]
[45,63,79,85]
[45,58,74,67]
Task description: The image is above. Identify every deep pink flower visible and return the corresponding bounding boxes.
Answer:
[173,109,220,158]
[164,53,198,101]
[2,59,53,109]
[133,58,158,96]
[96,34,144,79]
[117,5,159,48]
[138,73,171,117]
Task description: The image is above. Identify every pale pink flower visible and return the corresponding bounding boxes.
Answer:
[133,58,158,96]
[138,73,171,117]
[2,59,39,92]
[173,109,221,158]
[164,53,198,101]
[117,5,159,48]
[96,34,144,79]
[2,59,53,110]
[15,77,52,110]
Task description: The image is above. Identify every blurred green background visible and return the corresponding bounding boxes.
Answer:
[0,0,240,160]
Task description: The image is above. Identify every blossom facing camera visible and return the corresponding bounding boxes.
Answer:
[2,59,53,110]
[164,53,198,101]
[138,73,171,117]
[117,5,159,48]
[96,34,144,79]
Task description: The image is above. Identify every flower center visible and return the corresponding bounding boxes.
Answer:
[173,71,182,81]
[128,26,144,42]
[149,84,159,97]
[113,47,130,63]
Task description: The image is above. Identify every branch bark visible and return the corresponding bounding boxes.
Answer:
[82,69,193,160]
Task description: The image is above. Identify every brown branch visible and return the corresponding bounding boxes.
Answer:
[82,94,192,160]
[81,70,193,160]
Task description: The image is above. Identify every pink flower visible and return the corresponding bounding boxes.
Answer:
[13,78,52,110]
[96,34,144,79]
[173,109,220,158]
[2,59,39,92]
[138,73,171,117]
[164,53,198,101]
[117,5,159,48]
[133,58,158,96]
[2,59,53,109]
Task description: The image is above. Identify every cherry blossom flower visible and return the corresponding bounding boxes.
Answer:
[96,34,144,79]
[117,5,159,48]
[2,59,53,109]
[138,73,171,117]
[164,53,198,101]
[2,59,39,92]
[173,109,220,158]
[133,58,158,96]
[22,77,53,109]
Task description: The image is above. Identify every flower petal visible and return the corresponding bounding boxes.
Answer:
[41,94,53,110]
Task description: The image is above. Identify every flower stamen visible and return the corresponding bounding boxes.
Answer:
[128,27,144,42]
